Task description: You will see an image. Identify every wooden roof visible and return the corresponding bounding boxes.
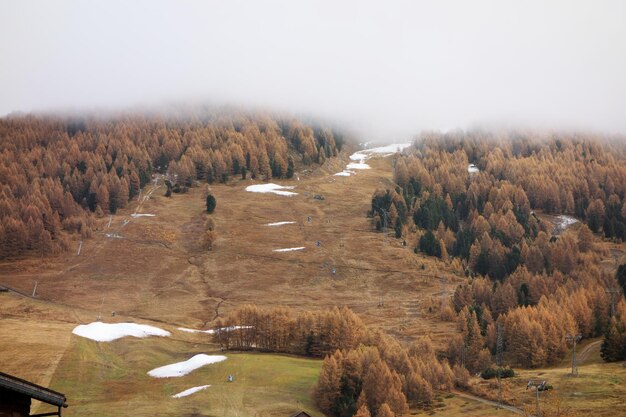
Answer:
[289,411,312,417]
[0,371,67,408]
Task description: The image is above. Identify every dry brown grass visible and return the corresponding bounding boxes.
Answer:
[3,151,621,416]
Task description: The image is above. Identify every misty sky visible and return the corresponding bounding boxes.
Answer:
[1,1,625,139]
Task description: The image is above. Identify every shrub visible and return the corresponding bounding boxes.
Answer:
[480,367,515,380]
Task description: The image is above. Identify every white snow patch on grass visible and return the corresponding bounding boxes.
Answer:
[556,215,578,227]
[345,143,411,171]
[468,164,479,173]
[266,221,296,226]
[148,354,227,378]
[364,143,412,155]
[334,170,356,176]
[245,183,297,196]
[349,143,411,161]
[72,322,170,342]
[131,213,156,218]
[553,215,579,234]
[273,247,305,252]
[346,162,371,170]
[172,385,211,398]
[178,327,215,334]
[177,325,252,334]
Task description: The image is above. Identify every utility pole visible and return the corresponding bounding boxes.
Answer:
[565,334,582,376]
[77,240,83,256]
[440,276,447,311]
[527,379,547,417]
[606,288,620,317]
[97,297,105,321]
[496,322,504,406]
[460,345,465,368]
[381,208,389,234]
[32,280,38,297]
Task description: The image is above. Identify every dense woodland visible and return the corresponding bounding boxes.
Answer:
[0,109,344,259]
[369,131,626,372]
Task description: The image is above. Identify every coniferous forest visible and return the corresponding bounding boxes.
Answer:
[367,131,626,371]
[0,109,344,259]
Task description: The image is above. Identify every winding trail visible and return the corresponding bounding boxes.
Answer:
[451,390,523,415]
[577,340,602,364]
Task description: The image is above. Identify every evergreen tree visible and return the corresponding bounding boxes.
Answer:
[206,194,217,213]
[418,230,442,258]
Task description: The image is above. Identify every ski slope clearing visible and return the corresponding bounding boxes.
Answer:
[172,385,211,398]
[245,183,297,196]
[272,247,305,252]
[265,221,296,226]
[72,322,170,342]
[148,354,227,378]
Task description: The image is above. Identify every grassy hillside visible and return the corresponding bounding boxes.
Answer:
[51,337,322,417]
[0,147,623,417]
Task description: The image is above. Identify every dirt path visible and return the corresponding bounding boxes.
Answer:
[577,340,602,364]
[452,390,524,415]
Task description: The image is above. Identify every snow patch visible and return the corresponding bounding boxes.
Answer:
[468,164,479,174]
[266,221,296,227]
[346,143,411,171]
[346,162,371,170]
[273,247,305,252]
[148,354,227,378]
[349,143,411,161]
[178,325,252,334]
[245,183,297,196]
[131,213,156,218]
[178,327,215,334]
[72,322,170,342]
[172,385,211,398]
[334,170,356,176]
[553,215,578,234]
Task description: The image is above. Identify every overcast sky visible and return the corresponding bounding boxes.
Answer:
[1,1,625,139]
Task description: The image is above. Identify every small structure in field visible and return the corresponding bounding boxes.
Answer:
[290,412,312,417]
[0,371,68,416]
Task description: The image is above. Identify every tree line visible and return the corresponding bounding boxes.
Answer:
[212,304,367,357]
[0,109,345,258]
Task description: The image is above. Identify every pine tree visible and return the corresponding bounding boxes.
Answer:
[206,194,217,213]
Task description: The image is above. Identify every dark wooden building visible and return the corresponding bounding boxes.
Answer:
[289,411,312,417]
[0,371,67,417]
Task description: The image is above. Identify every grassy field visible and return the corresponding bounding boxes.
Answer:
[505,338,626,416]
[49,334,322,417]
[415,393,517,417]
